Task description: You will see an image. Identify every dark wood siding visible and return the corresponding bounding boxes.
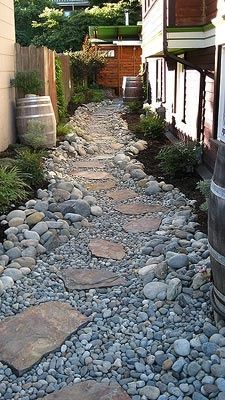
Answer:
[205,0,217,23]
[175,0,205,26]
[96,45,141,95]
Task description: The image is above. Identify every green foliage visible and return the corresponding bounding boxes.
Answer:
[57,123,73,138]
[72,85,105,106]
[55,58,67,121]
[15,0,58,46]
[196,179,211,211]
[11,71,43,96]
[0,166,30,213]
[15,149,45,186]
[70,37,106,86]
[127,100,143,113]
[156,142,201,177]
[15,0,141,52]
[135,113,166,139]
[24,120,47,149]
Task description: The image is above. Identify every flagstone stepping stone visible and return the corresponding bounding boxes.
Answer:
[106,189,138,201]
[89,239,126,260]
[40,380,132,400]
[123,217,162,233]
[86,180,117,191]
[74,161,104,169]
[114,203,165,215]
[58,268,127,290]
[73,171,114,180]
[0,301,88,376]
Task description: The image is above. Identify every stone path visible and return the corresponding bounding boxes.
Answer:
[0,100,222,400]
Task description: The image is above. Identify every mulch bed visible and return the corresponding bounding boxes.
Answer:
[123,112,208,234]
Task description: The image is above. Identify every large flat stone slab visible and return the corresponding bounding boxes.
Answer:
[86,180,117,191]
[89,239,126,260]
[107,189,138,201]
[40,380,132,400]
[74,161,104,169]
[0,301,88,376]
[114,203,165,215]
[123,217,161,233]
[73,171,114,180]
[58,268,127,290]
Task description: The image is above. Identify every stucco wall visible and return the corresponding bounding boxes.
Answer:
[0,0,15,152]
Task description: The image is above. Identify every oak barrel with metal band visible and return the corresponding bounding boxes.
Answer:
[208,141,225,318]
[123,76,143,102]
[16,95,56,148]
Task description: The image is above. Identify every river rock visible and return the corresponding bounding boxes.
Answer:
[143,282,168,300]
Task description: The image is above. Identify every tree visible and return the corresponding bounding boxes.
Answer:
[70,36,106,85]
[15,0,141,52]
[15,0,57,46]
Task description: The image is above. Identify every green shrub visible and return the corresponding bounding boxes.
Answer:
[196,179,211,211]
[11,71,43,96]
[127,100,143,113]
[135,112,166,139]
[57,123,73,138]
[156,142,201,177]
[55,58,67,121]
[89,88,105,103]
[16,148,45,186]
[24,120,47,150]
[72,86,105,106]
[0,166,30,213]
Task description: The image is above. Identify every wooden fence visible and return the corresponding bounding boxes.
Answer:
[15,44,73,122]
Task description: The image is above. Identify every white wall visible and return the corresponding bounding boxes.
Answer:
[0,0,15,151]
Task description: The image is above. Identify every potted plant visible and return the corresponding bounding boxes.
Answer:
[11,70,56,148]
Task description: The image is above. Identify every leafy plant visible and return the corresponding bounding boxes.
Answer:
[89,88,105,103]
[196,179,211,211]
[24,120,47,149]
[127,100,143,113]
[0,166,30,213]
[15,148,45,186]
[11,70,43,96]
[57,123,73,138]
[135,112,166,139]
[156,142,201,177]
[70,37,106,86]
[72,85,105,106]
[55,57,67,121]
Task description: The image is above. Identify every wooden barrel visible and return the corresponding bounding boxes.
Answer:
[16,95,56,148]
[208,141,225,318]
[122,76,143,102]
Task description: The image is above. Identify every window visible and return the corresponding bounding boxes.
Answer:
[100,50,115,58]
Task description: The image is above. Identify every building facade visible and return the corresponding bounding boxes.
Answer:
[54,0,89,14]
[89,25,142,96]
[0,0,16,152]
[142,0,225,170]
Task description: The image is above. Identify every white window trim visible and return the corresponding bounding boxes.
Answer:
[217,45,225,142]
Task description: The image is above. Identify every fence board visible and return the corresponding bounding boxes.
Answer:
[15,44,73,122]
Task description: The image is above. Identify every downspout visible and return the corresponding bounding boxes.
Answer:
[162,0,213,143]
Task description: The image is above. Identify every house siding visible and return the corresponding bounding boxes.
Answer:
[0,0,15,152]
[96,45,141,95]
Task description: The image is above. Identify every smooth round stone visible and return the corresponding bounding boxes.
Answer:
[211,364,225,378]
[145,181,161,195]
[70,188,83,199]
[6,210,26,222]
[26,212,45,226]
[8,218,25,227]
[3,268,23,281]
[139,385,160,399]
[23,230,40,241]
[91,206,103,217]
[0,275,14,289]
[174,339,190,356]
[216,377,225,392]
[83,196,97,205]
[52,188,71,202]
[167,254,189,269]
[57,182,74,193]
[31,222,48,236]
[13,257,35,269]
[167,278,182,301]
[59,200,91,217]
[6,247,22,260]
[187,361,201,376]
[64,213,83,222]
[20,267,31,275]
[130,169,146,180]
[143,282,167,300]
